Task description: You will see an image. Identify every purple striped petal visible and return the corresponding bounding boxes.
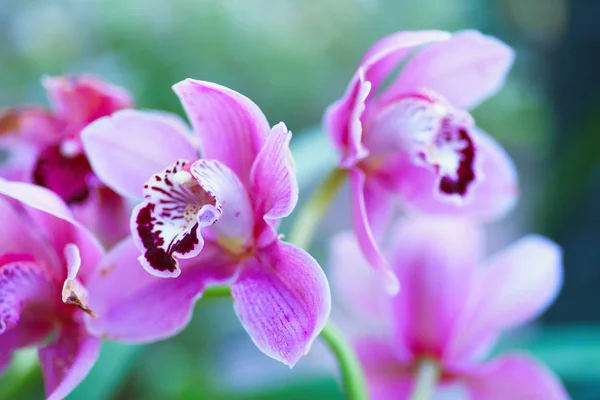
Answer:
[173,79,270,184]
[231,241,331,367]
[250,122,298,221]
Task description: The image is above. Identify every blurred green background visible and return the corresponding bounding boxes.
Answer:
[2,0,600,398]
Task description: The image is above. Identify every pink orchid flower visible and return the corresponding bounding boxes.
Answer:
[0,180,105,400]
[80,79,331,367]
[330,218,567,399]
[0,75,133,247]
[325,30,518,293]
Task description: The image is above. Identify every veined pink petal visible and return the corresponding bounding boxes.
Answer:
[355,338,414,400]
[382,30,515,110]
[448,236,562,362]
[82,110,198,199]
[250,122,298,221]
[0,180,104,281]
[349,169,399,294]
[0,256,57,335]
[38,321,101,400]
[325,31,450,167]
[463,354,568,399]
[394,129,518,221]
[173,79,269,184]
[42,75,132,125]
[230,241,331,367]
[85,238,237,342]
[388,218,482,360]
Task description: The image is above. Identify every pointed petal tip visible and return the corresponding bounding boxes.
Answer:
[171,78,214,96]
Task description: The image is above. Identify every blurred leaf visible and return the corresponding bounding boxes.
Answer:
[496,324,600,382]
[0,349,43,399]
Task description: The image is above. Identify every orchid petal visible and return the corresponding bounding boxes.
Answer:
[355,338,414,400]
[0,316,54,373]
[360,30,452,93]
[250,122,298,220]
[231,241,331,367]
[85,238,236,342]
[0,180,104,281]
[0,256,57,335]
[38,321,101,400]
[173,79,269,184]
[325,31,450,167]
[463,354,568,400]
[479,235,562,330]
[394,129,518,221]
[349,169,399,294]
[388,217,482,359]
[0,135,38,182]
[364,177,395,238]
[448,235,562,362]
[70,186,130,249]
[325,73,371,167]
[382,30,514,110]
[42,75,132,125]
[329,232,385,323]
[32,143,93,205]
[0,195,58,268]
[0,106,62,146]
[82,109,198,199]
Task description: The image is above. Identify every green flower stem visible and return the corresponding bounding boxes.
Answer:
[319,321,369,400]
[202,285,231,299]
[409,358,440,400]
[287,168,348,249]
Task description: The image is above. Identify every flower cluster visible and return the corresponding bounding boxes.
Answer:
[0,29,567,400]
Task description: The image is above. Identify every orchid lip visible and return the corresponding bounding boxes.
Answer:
[364,93,478,198]
[132,159,223,277]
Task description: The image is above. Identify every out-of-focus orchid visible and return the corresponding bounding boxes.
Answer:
[81,79,331,367]
[325,31,518,293]
[330,218,567,399]
[0,75,133,247]
[0,180,105,400]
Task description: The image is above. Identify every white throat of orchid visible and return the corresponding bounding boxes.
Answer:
[132,159,255,278]
[364,93,477,197]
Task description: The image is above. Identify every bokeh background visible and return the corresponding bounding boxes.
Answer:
[1,0,600,398]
